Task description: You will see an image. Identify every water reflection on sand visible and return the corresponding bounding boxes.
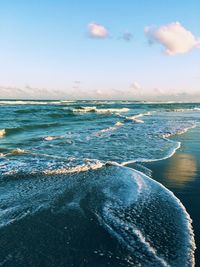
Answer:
[164,153,197,187]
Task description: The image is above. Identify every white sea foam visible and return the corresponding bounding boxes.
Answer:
[0,162,195,266]
[162,123,199,138]
[73,106,129,113]
[0,129,6,138]
[125,111,152,123]
[43,160,105,175]
[93,120,124,136]
[167,107,200,112]
[122,140,181,166]
[115,121,123,126]
[9,148,28,155]
[44,136,56,141]
[43,135,64,141]
[96,166,196,266]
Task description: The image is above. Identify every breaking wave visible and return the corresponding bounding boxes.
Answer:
[0,165,195,266]
[125,111,153,123]
[72,106,130,113]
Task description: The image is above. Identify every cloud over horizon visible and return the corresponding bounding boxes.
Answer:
[145,22,200,55]
[88,22,109,38]
[130,82,142,93]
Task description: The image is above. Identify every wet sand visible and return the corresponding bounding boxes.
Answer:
[128,124,200,266]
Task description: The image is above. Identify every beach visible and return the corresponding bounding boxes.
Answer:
[128,124,200,266]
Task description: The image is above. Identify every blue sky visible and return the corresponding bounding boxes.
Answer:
[0,0,199,99]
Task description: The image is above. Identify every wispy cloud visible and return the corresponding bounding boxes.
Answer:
[88,22,109,38]
[0,85,65,99]
[130,82,142,92]
[145,22,200,55]
[122,32,133,42]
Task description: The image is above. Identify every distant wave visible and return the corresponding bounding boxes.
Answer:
[167,107,200,112]
[87,112,153,137]
[60,100,75,104]
[0,148,29,158]
[15,108,43,114]
[72,106,130,113]
[4,122,63,136]
[0,100,62,105]
[43,135,65,141]
[0,100,77,105]
[115,121,123,126]
[125,111,152,123]
[8,148,28,156]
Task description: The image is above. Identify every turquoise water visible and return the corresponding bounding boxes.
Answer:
[0,100,200,266]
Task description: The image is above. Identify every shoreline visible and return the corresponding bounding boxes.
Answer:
[127,124,200,266]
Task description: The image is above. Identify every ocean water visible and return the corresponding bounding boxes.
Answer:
[0,100,200,266]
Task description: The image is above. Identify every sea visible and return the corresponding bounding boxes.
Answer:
[0,100,200,267]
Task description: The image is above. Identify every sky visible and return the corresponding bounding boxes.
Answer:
[0,0,200,100]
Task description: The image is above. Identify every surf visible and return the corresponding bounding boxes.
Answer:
[0,164,195,266]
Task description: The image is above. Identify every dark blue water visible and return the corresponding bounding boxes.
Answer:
[0,100,200,266]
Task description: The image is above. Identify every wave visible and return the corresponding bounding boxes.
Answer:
[162,122,199,138]
[43,135,64,141]
[9,148,28,156]
[15,109,42,114]
[123,123,199,166]
[115,121,123,126]
[0,148,29,158]
[60,100,75,104]
[0,165,195,266]
[72,106,129,113]
[167,107,200,112]
[43,160,105,175]
[91,120,124,137]
[4,123,63,136]
[0,100,62,105]
[125,111,152,123]
[89,111,152,137]
[122,140,181,166]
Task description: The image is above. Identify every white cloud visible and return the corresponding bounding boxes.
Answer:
[88,22,108,38]
[145,22,200,55]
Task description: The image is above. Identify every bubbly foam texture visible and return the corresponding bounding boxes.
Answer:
[99,167,195,266]
[0,165,195,267]
[162,123,198,138]
[43,160,105,175]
